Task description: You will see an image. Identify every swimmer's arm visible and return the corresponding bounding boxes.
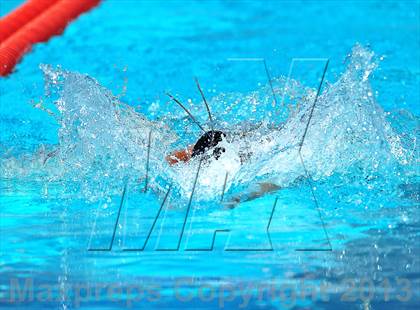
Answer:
[246,182,281,200]
[224,182,281,209]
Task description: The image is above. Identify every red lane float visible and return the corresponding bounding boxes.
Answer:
[0,0,59,44]
[0,0,101,76]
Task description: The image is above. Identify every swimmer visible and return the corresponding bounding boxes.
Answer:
[165,130,226,165]
[165,79,280,205]
[165,129,280,207]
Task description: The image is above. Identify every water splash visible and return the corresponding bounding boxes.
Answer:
[1,45,416,202]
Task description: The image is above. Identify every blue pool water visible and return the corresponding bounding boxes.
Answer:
[0,0,419,309]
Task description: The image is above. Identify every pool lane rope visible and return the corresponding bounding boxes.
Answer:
[0,0,101,76]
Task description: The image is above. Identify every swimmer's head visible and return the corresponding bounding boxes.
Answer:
[166,130,226,165]
[191,130,226,159]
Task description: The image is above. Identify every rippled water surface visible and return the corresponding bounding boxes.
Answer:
[0,1,419,309]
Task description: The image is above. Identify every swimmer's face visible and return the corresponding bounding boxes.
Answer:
[165,146,193,165]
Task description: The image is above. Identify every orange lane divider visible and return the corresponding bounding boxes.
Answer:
[0,0,101,76]
[0,0,59,44]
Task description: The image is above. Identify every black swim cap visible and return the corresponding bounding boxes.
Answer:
[192,130,226,159]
